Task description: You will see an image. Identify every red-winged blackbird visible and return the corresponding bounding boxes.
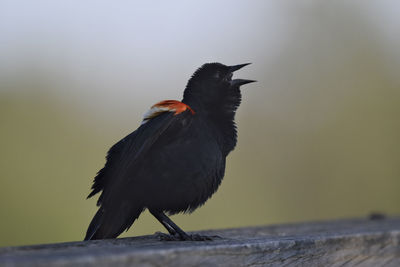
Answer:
[84,62,255,241]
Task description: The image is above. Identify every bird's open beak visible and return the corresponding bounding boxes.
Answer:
[230,79,256,87]
[228,63,251,72]
[228,63,256,87]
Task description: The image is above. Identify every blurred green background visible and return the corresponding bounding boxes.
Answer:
[1,1,399,247]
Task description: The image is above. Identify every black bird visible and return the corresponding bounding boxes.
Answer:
[84,62,255,241]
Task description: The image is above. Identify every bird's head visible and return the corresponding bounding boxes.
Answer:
[182,62,255,114]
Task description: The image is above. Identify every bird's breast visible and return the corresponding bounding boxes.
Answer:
[140,118,226,213]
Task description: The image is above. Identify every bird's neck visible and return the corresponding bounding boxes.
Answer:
[182,97,239,156]
[208,110,238,157]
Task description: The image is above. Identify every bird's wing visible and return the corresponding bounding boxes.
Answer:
[88,100,195,206]
[85,107,196,240]
[87,129,138,205]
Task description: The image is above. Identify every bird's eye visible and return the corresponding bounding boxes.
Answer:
[224,73,233,81]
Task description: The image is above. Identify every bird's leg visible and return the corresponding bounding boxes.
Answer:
[150,210,190,240]
[150,210,177,236]
[150,210,219,241]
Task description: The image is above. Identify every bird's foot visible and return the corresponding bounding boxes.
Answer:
[154,231,221,241]
[186,233,222,241]
[155,232,181,241]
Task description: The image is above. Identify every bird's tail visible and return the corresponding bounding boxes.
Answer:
[84,206,143,241]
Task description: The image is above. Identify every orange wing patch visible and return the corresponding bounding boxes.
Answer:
[154,100,195,115]
[141,100,195,125]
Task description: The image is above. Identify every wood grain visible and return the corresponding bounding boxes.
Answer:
[1,217,399,266]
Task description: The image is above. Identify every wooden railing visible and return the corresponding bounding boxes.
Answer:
[1,217,399,266]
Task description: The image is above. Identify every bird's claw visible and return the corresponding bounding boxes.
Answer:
[154,232,221,241]
[188,234,218,241]
[155,232,180,241]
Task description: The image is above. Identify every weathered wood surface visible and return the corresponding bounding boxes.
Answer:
[1,217,399,266]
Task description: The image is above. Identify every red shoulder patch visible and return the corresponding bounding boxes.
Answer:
[142,100,195,124]
[153,100,195,115]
